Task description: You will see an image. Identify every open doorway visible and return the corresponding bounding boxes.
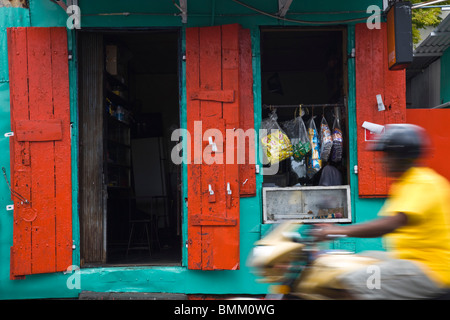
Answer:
[78,29,181,266]
[260,27,349,188]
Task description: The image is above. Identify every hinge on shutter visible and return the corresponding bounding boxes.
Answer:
[4,132,14,138]
[348,48,355,59]
[70,122,74,144]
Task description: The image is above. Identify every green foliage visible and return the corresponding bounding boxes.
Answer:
[410,0,450,43]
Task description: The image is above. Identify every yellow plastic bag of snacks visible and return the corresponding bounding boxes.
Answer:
[261,131,293,164]
[261,110,293,165]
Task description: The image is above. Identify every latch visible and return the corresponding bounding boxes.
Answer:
[227,183,232,195]
[208,184,216,203]
[4,132,14,138]
[226,182,232,208]
[208,137,218,152]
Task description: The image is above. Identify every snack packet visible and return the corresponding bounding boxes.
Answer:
[307,117,321,178]
[320,116,333,162]
[331,115,343,163]
[261,110,293,165]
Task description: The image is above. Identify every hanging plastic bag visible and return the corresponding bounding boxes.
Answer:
[306,117,321,178]
[282,116,311,162]
[331,114,343,163]
[293,118,311,162]
[260,110,293,165]
[280,118,295,141]
[290,157,307,179]
[320,116,333,162]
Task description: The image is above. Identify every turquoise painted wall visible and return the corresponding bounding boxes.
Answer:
[1,0,386,299]
[441,48,450,105]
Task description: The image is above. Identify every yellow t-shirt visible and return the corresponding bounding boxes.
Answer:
[379,167,450,287]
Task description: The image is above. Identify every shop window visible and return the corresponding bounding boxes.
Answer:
[260,27,351,223]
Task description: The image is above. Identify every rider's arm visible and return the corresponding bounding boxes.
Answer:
[314,212,408,240]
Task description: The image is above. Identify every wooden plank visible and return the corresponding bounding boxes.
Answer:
[190,90,235,102]
[8,27,32,279]
[50,27,72,272]
[372,24,387,196]
[384,25,406,191]
[199,26,223,118]
[186,27,203,270]
[78,33,105,264]
[238,27,256,197]
[190,215,237,226]
[199,25,225,270]
[15,119,63,142]
[27,27,56,274]
[220,24,240,270]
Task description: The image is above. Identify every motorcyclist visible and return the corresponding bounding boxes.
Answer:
[312,124,450,299]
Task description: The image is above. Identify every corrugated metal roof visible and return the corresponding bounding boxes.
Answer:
[407,14,450,79]
[414,14,450,57]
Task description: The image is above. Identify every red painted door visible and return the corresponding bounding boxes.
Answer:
[7,27,72,279]
[407,109,450,182]
[355,23,406,198]
[186,24,254,270]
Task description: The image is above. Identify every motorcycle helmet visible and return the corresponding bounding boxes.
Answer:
[370,124,430,174]
[370,124,429,160]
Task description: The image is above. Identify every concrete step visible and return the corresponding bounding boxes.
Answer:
[78,291,187,300]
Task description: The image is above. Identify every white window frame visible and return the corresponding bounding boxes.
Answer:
[262,185,352,224]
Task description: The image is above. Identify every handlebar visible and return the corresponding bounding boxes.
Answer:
[282,227,347,244]
[325,234,347,239]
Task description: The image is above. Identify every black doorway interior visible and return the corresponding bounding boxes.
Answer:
[78,29,182,266]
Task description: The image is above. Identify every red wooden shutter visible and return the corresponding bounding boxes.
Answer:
[355,23,406,198]
[186,24,254,270]
[7,27,72,279]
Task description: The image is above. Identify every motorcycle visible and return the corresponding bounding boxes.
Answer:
[247,221,450,300]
